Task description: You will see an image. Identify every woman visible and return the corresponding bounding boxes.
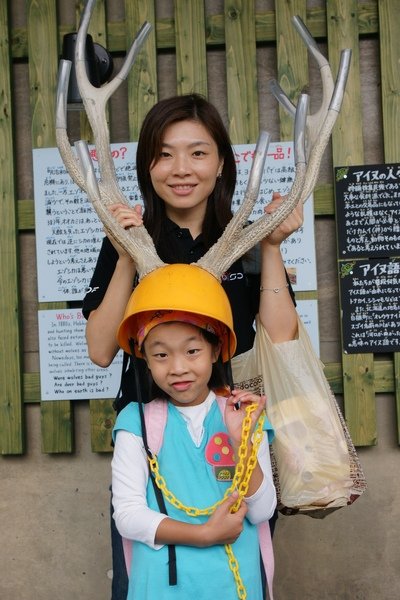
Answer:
[82,93,302,599]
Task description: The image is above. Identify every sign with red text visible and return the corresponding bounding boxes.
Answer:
[33,143,138,302]
[233,142,316,291]
[33,141,316,301]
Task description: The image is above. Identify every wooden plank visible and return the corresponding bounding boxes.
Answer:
[0,0,24,455]
[395,355,400,444]
[125,0,158,140]
[39,303,74,452]
[27,0,73,453]
[73,1,116,452]
[90,399,115,452]
[275,0,308,142]
[22,357,398,402]
[314,184,334,216]
[342,354,377,444]
[23,373,41,403]
[10,4,380,58]
[327,0,376,446]
[378,0,400,444]
[225,0,258,143]
[17,182,337,234]
[379,0,400,160]
[174,0,207,96]
[75,0,107,142]
[17,199,35,231]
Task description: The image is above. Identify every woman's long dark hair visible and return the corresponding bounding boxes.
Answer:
[136,94,236,261]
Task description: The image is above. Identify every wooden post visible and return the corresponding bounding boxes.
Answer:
[27,0,73,453]
[328,0,377,446]
[378,0,400,444]
[174,0,207,96]
[125,0,158,141]
[0,0,24,454]
[225,0,258,143]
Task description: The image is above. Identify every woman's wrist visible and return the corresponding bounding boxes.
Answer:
[116,253,135,267]
[261,237,283,252]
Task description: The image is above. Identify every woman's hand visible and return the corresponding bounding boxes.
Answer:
[107,203,143,257]
[262,191,303,247]
[202,492,247,546]
[224,389,266,449]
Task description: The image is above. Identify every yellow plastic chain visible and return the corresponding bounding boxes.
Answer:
[148,403,265,599]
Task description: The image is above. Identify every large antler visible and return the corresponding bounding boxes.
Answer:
[56,4,350,283]
[198,17,351,278]
[56,0,164,277]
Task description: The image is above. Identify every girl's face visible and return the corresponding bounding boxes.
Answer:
[143,322,220,407]
[149,120,224,234]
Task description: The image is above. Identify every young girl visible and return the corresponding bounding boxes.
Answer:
[111,263,277,600]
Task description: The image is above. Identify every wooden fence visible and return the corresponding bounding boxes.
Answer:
[1,0,399,455]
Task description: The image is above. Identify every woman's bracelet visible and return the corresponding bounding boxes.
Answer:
[260,282,289,293]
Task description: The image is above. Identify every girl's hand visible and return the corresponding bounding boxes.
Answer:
[107,203,143,257]
[262,191,303,247]
[202,492,247,546]
[224,389,266,449]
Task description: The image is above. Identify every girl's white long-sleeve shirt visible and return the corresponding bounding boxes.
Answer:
[112,391,277,548]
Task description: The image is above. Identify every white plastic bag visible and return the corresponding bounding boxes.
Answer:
[232,317,366,517]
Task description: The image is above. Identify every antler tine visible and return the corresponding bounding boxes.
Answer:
[269,15,335,156]
[225,46,350,269]
[75,141,165,278]
[56,0,163,279]
[56,60,88,191]
[198,93,309,278]
[201,44,351,278]
[55,5,151,196]
[75,0,151,190]
[196,131,271,276]
[297,47,351,204]
[292,15,334,142]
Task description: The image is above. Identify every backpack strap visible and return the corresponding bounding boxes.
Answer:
[121,399,173,583]
[144,399,168,454]
[258,521,274,600]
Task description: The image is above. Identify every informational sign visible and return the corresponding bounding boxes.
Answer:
[33,143,139,302]
[34,141,316,301]
[335,163,400,353]
[339,258,400,354]
[335,163,400,259]
[38,309,123,400]
[38,299,319,401]
[234,143,316,290]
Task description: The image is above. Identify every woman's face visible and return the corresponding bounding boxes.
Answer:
[149,120,223,232]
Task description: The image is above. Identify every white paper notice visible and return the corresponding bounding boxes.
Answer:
[38,309,123,401]
[296,299,320,356]
[233,142,317,291]
[34,141,317,301]
[33,143,139,302]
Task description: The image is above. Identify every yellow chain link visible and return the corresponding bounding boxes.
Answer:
[148,403,265,599]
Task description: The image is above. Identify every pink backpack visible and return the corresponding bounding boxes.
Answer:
[121,397,275,600]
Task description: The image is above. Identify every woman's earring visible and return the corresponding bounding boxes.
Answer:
[217,171,222,179]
